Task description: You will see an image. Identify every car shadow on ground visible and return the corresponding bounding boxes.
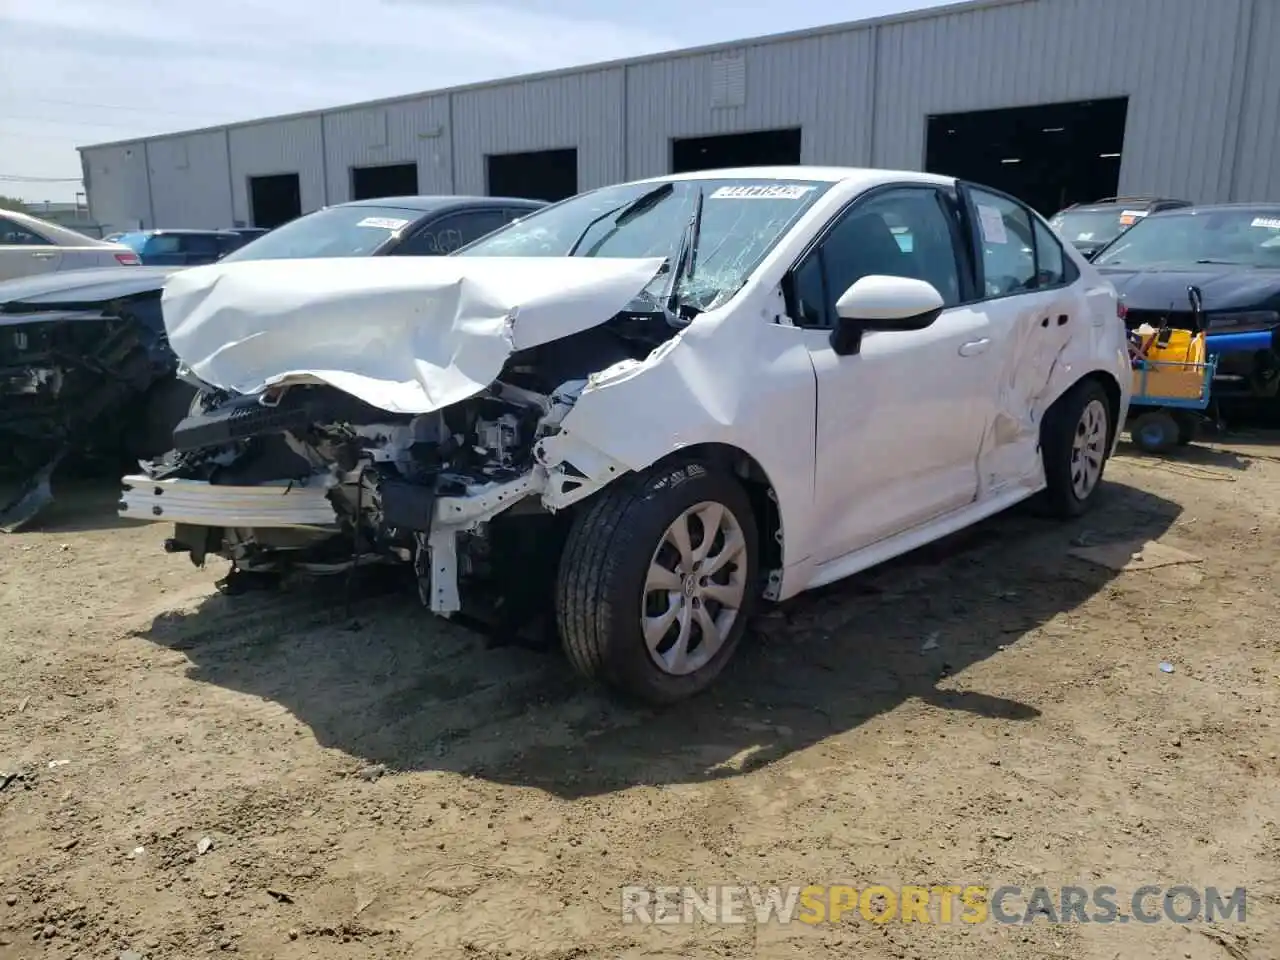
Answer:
[136,479,1181,800]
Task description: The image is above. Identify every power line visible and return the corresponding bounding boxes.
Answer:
[24,96,238,122]
[0,112,155,131]
[0,174,84,183]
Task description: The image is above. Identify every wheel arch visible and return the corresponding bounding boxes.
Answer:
[638,442,785,584]
[1076,369,1123,444]
[1045,368,1124,449]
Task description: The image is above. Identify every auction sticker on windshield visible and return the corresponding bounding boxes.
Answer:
[710,185,816,200]
[356,216,411,230]
[1250,216,1280,230]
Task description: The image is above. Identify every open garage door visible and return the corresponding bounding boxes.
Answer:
[486,149,577,202]
[248,173,301,228]
[671,128,802,174]
[925,98,1128,215]
[352,162,419,200]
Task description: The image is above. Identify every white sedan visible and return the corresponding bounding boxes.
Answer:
[0,208,140,281]
[120,166,1130,704]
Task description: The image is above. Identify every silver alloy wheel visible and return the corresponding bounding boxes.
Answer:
[642,500,748,676]
[1071,398,1108,500]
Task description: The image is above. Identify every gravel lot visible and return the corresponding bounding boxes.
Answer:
[2,435,1279,960]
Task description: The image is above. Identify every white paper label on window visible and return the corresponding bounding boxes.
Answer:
[709,184,816,200]
[356,216,411,230]
[977,204,1008,244]
[1250,216,1280,230]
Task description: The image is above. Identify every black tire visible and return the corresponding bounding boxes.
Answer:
[556,459,760,705]
[1173,411,1198,446]
[1130,409,1179,455]
[1040,378,1114,519]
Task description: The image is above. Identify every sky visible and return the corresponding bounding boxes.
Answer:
[0,0,947,204]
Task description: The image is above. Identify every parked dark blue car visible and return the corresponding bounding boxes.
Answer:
[113,229,251,266]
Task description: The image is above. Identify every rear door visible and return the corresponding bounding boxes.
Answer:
[957,183,1084,495]
[0,215,61,281]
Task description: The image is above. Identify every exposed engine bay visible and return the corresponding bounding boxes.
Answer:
[121,316,674,634]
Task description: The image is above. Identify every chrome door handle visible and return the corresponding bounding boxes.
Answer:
[958,338,991,356]
[30,252,57,259]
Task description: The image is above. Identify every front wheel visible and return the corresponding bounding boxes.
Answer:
[556,460,760,705]
[1039,378,1113,518]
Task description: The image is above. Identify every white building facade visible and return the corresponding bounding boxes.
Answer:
[80,0,1280,234]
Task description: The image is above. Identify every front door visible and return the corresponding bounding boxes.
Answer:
[786,185,997,564]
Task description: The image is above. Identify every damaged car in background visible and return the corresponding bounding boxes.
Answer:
[1,266,195,530]
[0,195,545,531]
[120,167,1130,704]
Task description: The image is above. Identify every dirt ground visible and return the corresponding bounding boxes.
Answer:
[2,431,1279,960]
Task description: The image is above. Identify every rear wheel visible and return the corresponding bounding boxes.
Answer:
[556,460,759,705]
[1130,409,1180,455]
[1173,410,1199,446]
[1040,378,1113,518]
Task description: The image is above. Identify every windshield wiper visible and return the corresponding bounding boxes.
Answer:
[662,185,705,327]
[566,182,675,257]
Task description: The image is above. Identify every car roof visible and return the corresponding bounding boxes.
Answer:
[336,195,547,213]
[635,165,957,190]
[126,228,240,236]
[0,207,124,247]
[1161,202,1280,214]
[1064,197,1191,212]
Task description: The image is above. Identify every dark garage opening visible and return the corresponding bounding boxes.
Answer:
[925,97,1129,215]
[671,128,802,174]
[248,173,301,228]
[351,162,419,200]
[486,149,578,202]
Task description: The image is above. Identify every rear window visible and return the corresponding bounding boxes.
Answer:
[114,232,151,253]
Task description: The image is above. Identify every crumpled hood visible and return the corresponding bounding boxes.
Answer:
[1099,264,1280,313]
[161,255,666,415]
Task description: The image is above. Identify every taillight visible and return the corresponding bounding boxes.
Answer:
[115,252,141,266]
[1116,302,1128,320]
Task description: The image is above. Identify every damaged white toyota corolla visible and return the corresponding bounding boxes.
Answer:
[120,167,1129,704]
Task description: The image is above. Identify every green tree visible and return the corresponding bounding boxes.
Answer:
[0,195,27,213]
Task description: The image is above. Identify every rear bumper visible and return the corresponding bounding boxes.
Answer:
[118,474,339,529]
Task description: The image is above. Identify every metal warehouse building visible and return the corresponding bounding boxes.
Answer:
[79,0,1280,235]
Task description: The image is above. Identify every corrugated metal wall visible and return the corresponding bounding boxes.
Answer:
[81,0,1278,231]
[451,68,626,195]
[227,117,325,225]
[871,0,1253,200]
[624,30,877,178]
[146,131,234,228]
[83,143,152,234]
[323,96,453,201]
[1232,0,1280,202]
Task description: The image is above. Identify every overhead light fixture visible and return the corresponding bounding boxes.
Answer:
[1042,126,1065,133]
[1001,158,1021,164]
[1099,152,1121,158]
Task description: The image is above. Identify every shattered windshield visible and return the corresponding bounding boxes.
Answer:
[1093,208,1280,268]
[455,178,832,313]
[219,205,420,262]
